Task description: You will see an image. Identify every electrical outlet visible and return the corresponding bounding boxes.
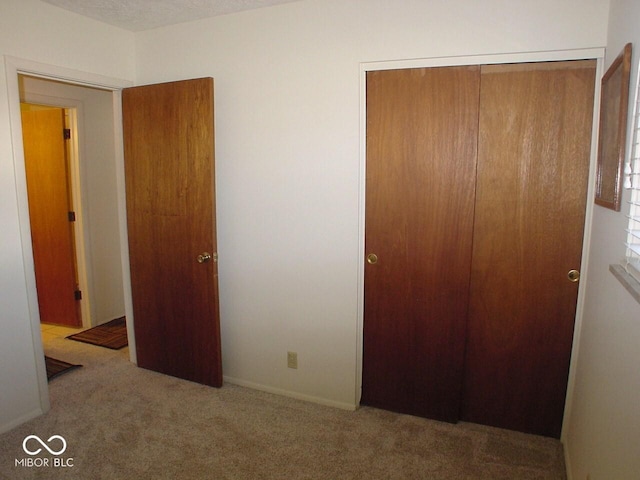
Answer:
[287,351,298,369]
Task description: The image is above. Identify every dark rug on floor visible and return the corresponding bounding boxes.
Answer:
[66,317,128,350]
[45,356,82,381]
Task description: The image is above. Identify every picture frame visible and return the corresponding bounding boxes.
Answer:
[595,43,632,211]
[595,43,633,211]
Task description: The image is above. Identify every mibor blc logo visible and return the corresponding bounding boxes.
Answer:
[15,435,74,468]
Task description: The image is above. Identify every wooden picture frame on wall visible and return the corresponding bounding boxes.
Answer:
[595,43,632,211]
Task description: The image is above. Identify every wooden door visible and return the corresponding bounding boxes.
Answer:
[461,61,596,437]
[22,107,81,327]
[123,78,222,387]
[362,67,480,422]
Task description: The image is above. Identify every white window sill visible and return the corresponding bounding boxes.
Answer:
[610,264,640,304]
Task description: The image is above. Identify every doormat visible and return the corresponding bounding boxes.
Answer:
[67,317,128,350]
[45,356,82,381]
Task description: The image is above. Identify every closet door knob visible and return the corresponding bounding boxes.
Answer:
[367,253,378,265]
[567,269,580,282]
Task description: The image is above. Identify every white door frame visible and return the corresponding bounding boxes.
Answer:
[356,48,604,438]
[4,55,135,414]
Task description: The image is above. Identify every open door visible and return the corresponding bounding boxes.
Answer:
[122,78,222,387]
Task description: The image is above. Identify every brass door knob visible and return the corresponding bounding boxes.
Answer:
[366,253,378,265]
[567,269,580,282]
[197,252,212,264]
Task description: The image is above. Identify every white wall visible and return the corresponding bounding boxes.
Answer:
[19,77,125,327]
[134,0,609,409]
[563,1,640,478]
[0,0,134,432]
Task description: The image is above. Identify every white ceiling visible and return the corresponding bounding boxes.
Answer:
[41,0,302,31]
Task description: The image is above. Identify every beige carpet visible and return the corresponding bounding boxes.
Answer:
[0,336,566,479]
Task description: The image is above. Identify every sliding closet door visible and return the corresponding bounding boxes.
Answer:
[461,61,596,437]
[362,67,480,422]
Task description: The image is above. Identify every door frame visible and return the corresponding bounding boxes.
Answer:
[4,55,135,414]
[357,48,604,436]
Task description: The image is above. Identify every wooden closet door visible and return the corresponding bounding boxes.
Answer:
[461,61,596,437]
[362,66,480,422]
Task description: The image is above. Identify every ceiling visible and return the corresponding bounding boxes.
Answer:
[41,0,302,31]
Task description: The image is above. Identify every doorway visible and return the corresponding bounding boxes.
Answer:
[19,75,128,332]
[6,57,135,414]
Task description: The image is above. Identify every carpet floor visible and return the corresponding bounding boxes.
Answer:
[0,337,566,479]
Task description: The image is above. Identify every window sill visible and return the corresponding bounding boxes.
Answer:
[610,264,640,305]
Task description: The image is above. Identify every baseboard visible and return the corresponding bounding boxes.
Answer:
[0,408,44,435]
[223,376,357,412]
[563,439,574,480]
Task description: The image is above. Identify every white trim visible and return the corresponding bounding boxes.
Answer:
[0,409,47,435]
[112,91,137,363]
[5,56,130,91]
[224,376,357,412]
[561,55,606,445]
[65,107,92,328]
[356,49,606,430]
[363,48,605,72]
[624,56,640,286]
[4,55,134,415]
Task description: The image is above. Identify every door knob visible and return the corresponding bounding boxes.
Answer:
[197,252,212,264]
[367,253,378,265]
[567,269,580,282]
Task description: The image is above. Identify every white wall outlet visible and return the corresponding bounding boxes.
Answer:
[287,351,298,369]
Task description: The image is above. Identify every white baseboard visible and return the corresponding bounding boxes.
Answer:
[223,376,357,412]
[563,440,573,480]
[0,408,44,435]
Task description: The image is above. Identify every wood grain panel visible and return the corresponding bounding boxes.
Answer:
[123,78,222,387]
[362,67,480,422]
[22,107,81,327]
[461,60,596,437]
